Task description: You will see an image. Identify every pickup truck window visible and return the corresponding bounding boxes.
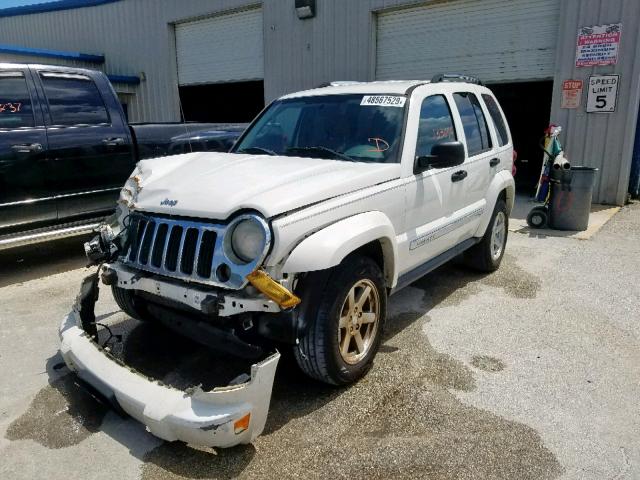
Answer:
[234,94,406,163]
[416,95,457,159]
[482,94,509,147]
[40,74,110,126]
[0,72,34,129]
[453,92,492,156]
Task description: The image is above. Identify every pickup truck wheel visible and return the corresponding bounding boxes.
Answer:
[111,285,155,322]
[294,255,386,385]
[463,199,508,272]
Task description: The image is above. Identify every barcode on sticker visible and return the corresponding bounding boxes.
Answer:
[360,95,406,107]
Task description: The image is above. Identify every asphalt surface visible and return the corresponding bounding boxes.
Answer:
[1,203,638,479]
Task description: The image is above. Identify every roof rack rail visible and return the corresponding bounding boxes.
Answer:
[316,80,364,88]
[431,73,483,86]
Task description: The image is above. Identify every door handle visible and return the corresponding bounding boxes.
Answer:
[451,170,468,182]
[102,137,125,146]
[489,157,500,167]
[11,143,43,153]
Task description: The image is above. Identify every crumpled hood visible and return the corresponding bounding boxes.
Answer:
[132,152,401,220]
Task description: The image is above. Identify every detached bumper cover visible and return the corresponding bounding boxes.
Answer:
[59,309,279,447]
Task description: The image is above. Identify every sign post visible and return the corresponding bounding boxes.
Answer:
[586,75,619,113]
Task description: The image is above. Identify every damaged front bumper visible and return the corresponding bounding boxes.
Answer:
[58,276,280,448]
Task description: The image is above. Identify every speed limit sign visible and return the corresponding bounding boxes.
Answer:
[586,74,619,113]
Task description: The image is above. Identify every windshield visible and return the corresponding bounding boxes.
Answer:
[233,94,406,163]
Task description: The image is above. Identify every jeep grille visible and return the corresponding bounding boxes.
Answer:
[124,213,259,289]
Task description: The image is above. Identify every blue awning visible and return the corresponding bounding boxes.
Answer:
[107,74,141,85]
[0,0,122,18]
[0,44,104,63]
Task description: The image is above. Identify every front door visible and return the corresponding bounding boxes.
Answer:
[0,68,53,232]
[402,93,461,274]
[33,69,134,221]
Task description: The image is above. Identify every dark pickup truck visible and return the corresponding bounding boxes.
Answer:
[0,63,244,249]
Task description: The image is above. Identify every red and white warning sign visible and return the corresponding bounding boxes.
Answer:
[561,80,583,109]
[575,23,622,67]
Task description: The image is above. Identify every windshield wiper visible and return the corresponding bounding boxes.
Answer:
[237,146,277,156]
[286,146,354,162]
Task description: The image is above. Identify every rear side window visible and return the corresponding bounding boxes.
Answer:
[415,95,457,159]
[0,73,35,128]
[453,92,492,156]
[40,74,110,126]
[482,94,509,146]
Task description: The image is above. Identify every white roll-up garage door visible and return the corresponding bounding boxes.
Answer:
[376,0,560,83]
[175,8,263,86]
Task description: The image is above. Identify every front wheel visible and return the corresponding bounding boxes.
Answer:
[294,255,386,385]
[111,285,155,322]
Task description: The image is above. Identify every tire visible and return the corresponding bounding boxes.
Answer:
[526,206,549,229]
[463,199,508,272]
[294,255,387,385]
[111,285,154,322]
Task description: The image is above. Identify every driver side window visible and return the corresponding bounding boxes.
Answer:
[415,95,457,160]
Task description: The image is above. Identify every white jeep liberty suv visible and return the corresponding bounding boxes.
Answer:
[60,74,515,447]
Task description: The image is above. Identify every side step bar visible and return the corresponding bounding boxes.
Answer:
[0,219,103,250]
[391,237,480,294]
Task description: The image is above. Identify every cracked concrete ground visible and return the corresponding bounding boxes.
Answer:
[0,203,638,479]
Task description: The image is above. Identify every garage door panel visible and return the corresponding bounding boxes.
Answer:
[376,0,560,83]
[176,8,264,85]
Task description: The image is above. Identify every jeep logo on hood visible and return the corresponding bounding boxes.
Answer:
[160,198,178,207]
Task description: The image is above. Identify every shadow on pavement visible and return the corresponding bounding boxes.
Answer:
[0,235,92,288]
[11,258,558,479]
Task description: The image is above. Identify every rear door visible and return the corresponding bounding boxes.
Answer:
[33,69,134,221]
[449,90,495,241]
[0,68,54,231]
[481,92,512,176]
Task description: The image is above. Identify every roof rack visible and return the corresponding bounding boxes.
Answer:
[431,73,483,86]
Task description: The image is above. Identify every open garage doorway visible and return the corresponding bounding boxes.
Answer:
[490,81,554,194]
[179,80,264,123]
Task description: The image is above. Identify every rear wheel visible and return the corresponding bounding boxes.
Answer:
[294,255,386,385]
[463,199,508,272]
[111,285,155,322]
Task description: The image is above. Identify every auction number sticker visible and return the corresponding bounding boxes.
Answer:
[360,95,406,107]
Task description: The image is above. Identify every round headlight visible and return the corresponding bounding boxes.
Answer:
[230,217,267,263]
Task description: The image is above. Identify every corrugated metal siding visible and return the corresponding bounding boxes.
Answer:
[376,0,560,83]
[175,7,263,85]
[0,0,637,204]
[0,0,263,122]
[549,0,640,205]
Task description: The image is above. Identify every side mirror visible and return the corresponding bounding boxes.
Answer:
[416,141,466,172]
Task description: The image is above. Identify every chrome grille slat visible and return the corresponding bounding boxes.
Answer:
[160,224,173,269]
[175,227,188,274]
[192,229,205,277]
[138,220,156,265]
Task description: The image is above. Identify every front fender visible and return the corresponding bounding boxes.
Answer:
[281,211,398,287]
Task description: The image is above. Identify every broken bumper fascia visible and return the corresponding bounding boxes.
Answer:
[59,307,279,448]
[107,262,282,317]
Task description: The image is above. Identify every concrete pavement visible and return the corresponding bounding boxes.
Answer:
[1,202,638,479]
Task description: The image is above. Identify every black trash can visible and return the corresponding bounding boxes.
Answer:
[550,166,598,231]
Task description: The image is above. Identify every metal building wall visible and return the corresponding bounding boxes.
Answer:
[549,0,640,205]
[0,0,262,123]
[0,0,637,204]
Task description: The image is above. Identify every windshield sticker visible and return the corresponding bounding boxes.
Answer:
[368,137,390,152]
[360,96,406,107]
